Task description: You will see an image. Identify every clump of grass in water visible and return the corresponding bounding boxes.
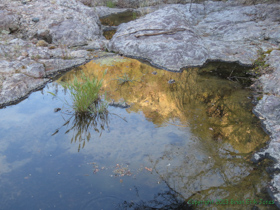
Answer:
[49,71,107,115]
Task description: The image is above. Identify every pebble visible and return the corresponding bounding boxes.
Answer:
[32,17,40,23]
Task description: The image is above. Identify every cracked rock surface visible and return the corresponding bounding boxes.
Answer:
[0,0,109,107]
[108,2,280,71]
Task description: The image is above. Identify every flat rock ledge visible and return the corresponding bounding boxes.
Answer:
[108,2,280,71]
[0,0,111,107]
[0,36,113,107]
[252,49,280,208]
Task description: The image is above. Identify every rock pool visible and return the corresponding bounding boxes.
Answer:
[0,56,276,209]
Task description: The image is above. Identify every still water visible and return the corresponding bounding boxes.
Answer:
[0,56,275,209]
[100,11,140,40]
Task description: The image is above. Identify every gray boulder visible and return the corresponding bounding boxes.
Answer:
[17,0,102,47]
[108,5,209,71]
[0,73,48,105]
[108,2,280,71]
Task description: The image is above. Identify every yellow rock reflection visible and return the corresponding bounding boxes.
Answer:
[58,55,269,153]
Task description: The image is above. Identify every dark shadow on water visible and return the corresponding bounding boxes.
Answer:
[100,11,140,26]
[196,61,253,87]
[119,186,192,210]
[100,11,140,40]
[103,29,117,40]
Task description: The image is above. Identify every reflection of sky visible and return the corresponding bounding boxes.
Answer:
[0,75,273,209]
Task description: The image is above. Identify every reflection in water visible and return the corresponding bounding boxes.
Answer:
[103,29,117,40]
[197,61,253,86]
[120,185,192,209]
[58,56,268,153]
[0,56,275,209]
[100,11,140,26]
[100,11,140,40]
[53,111,110,152]
[53,56,274,209]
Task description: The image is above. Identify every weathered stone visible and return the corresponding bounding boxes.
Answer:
[21,62,46,78]
[35,30,53,44]
[32,17,40,23]
[8,0,103,47]
[94,6,131,18]
[82,39,109,50]
[108,2,280,71]
[0,73,48,106]
[260,50,280,96]
[108,6,210,71]
[0,10,20,33]
[40,58,87,76]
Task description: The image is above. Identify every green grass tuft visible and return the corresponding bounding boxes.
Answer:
[52,71,108,115]
[252,49,270,76]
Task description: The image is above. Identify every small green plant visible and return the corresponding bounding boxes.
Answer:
[49,71,107,114]
[106,0,115,8]
[132,12,137,19]
[252,49,270,76]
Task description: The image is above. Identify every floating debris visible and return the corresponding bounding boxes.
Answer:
[54,108,61,112]
[93,169,100,174]
[145,167,152,172]
[168,79,175,84]
[113,164,132,177]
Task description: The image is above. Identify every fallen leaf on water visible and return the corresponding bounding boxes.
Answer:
[93,169,99,174]
[120,179,123,183]
[145,167,152,172]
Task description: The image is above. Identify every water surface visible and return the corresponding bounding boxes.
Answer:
[100,11,140,40]
[0,56,275,209]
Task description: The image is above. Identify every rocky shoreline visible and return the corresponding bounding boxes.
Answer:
[1,0,280,207]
